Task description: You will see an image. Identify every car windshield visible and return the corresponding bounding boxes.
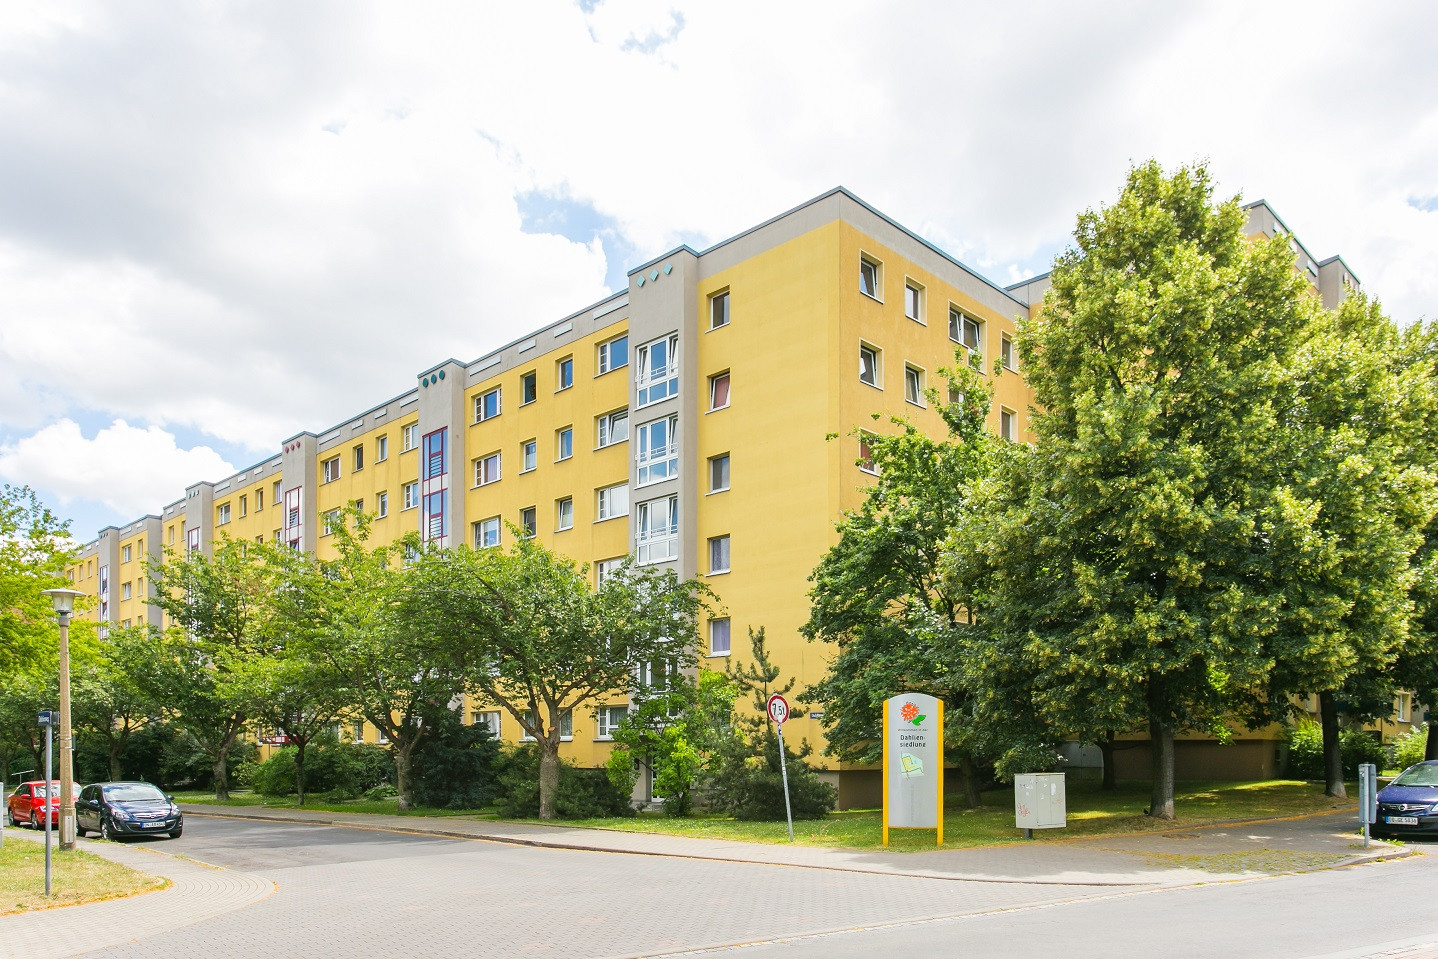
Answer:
[1392,765,1438,788]
[32,784,79,798]
[103,784,166,802]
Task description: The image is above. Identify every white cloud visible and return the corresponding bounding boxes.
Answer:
[0,419,235,519]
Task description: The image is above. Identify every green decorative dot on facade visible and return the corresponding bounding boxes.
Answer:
[637,276,645,286]
[649,270,659,282]
[438,370,445,380]
[663,263,672,275]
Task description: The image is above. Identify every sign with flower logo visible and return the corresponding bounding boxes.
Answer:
[883,692,943,842]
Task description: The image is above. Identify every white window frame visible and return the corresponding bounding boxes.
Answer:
[858,434,879,475]
[709,371,731,411]
[474,517,501,549]
[402,481,420,510]
[709,453,730,493]
[904,280,924,322]
[859,256,882,300]
[376,434,389,462]
[556,497,574,531]
[474,452,501,487]
[709,289,730,330]
[520,506,537,538]
[472,710,501,738]
[377,491,389,518]
[859,342,881,388]
[121,581,133,601]
[595,557,624,587]
[709,617,731,656]
[556,356,573,391]
[122,545,132,563]
[598,334,628,375]
[353,444,365,472]
[520,371,537,406]
[950,307,982,358]
[402,424,419,452]
[635,495,679,565]
[216,503,231,525]
[597,483,629,521]
[521,439,537,473]
[1000,408,1017,442]
[475,387,503,422]
[904,365,925,407]
[322,456,341,483]
[521,709,572,742]
[556,427,573,461]
[1000,333,1016,371]
[596,705,628,740]
[636,414,679,487]
[636,333,679,408]
[597,409,629,448]
[708,534,731,575]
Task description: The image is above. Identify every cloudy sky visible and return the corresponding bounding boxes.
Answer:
[2,1,1435,540]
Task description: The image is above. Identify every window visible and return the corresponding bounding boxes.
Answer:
[402,481,420,510]
[472,710,501,738]
[636,333,679,407]
[598,334,628,374]
[1000,334,1016,371]
[375,727,389,745]
[596,557,625,587]
[859,343,881,387]
[556,497,574,531]
[709,371,730,411]
[322,510,341,536]
[858,434,878,474]
[521,709,572,741]
[256,488,264,511]
[521,439,537,473]
[1396,692,1413,723]
[353,498,364,515]
[353,444,364,472]
[475,387,502,422]
[904,365,924,406]
[859,256,881,299]
[596,706,628,740]
[376,434,389,462]
[520,506,537,538]
[353,720,365,743]
[322,456,341,483]
[474,452,501,486]
[904,281,923,322]
[121,582,133,601]
[708,535,731,574]
[709,617,731,656]
[709,453,730,493]
[597,409,628,448]
[636,495,679,565]
[377,491,389,518]
[636,415,678,486]
[950,308,982,355]
[597,483,629,521]
[474,517,501,548]
[520,371,537,405]
[217,503,231,525]
[1000,408,1017,442]
[122,545,132,563]
[709,290,730,330]
[556,427,573,461]
[239,495,247,518]
[273,479,282,503]
[556,356,573,391]
[402,424,419,451]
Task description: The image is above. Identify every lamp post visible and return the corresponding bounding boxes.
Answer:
[41,588,83,852]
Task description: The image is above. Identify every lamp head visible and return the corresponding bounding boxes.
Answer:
[40,588,84,616]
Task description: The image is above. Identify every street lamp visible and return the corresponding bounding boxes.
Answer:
[41,588,83,852]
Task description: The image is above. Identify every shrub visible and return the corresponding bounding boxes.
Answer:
[310,741,394,797]
[1390,724,1430,772]
[251,747,299,796]
[705,730,836,821]
[1285,720,1388,779]
[497,745,633,819]
[409,707,503,809]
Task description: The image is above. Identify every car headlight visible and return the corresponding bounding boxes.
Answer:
[111,808,135,821]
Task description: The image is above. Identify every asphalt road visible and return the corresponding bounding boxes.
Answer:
[77,815,1438,959]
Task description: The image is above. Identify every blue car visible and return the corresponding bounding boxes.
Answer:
[1373,761,1438,839]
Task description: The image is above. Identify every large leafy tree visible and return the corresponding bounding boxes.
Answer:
[402,540,709,820]
[804,360,1005,806]
[144,536,282,798]
[978,161,1317,819]
[71,637,156,782]
[0,484,74,680]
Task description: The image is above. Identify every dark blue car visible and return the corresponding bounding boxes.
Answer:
[1373,760,1438,839]
[75,781,183,840]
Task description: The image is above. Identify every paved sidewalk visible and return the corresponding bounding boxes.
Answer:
[178,803,1414,886]
[0,827,274,959]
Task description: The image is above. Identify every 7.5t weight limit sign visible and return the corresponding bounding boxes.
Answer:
[766,694,789,725]
[765,694,795,841]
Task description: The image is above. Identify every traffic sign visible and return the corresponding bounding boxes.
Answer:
[37,710,57,727]
[766,694,789,725]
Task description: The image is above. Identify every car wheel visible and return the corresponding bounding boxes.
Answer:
[8,807,20,827]
[31,811,42,830]
[168,826,183,839]
[101,817,120,841]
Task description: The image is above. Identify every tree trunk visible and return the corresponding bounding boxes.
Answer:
[394,737,414,812]
[212,752,230,800]
[294,739,308,807]
[958,753,981,809]
[1319,690,1347,798]
[108,740,123,782]
[538,737,562,820]
[1427,721,1437,762]
[1147,716,1175,820]
[1098,732,1118,790]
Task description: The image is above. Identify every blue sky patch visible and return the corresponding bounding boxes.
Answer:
[517,190,640,292]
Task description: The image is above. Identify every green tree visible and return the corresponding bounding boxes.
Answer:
[402,540,709,820]
[0,484,74,680]
[71,637,155,782]
[236,649,350,806]
[143,536,282,799]
[976,161,1317,819]
[804,360,1006,806]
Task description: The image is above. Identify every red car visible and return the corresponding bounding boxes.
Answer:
[6,780,81,829]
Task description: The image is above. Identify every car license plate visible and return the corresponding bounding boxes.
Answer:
[1385,816,1419,825]
[143,822,166,829]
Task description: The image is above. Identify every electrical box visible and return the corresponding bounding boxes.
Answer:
[1015,772,1067,830]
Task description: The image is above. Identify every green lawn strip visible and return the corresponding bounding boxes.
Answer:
[0,836,167,914]
[558,780,1355,852]
[169,790,502,819]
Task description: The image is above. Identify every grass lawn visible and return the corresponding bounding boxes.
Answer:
[169,789,502,819]
[560,779,1356,852]
[0,833,166,914]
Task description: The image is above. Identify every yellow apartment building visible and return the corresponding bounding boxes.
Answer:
[64,188,1403,804]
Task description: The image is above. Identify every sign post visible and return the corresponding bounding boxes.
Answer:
[38,710,57,896]
[766,694,794,842]
[882,692,944,847]
[1358,762,1378,847]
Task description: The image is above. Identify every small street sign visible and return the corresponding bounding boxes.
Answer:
[766,694,789,725]
[37,710,57,727]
